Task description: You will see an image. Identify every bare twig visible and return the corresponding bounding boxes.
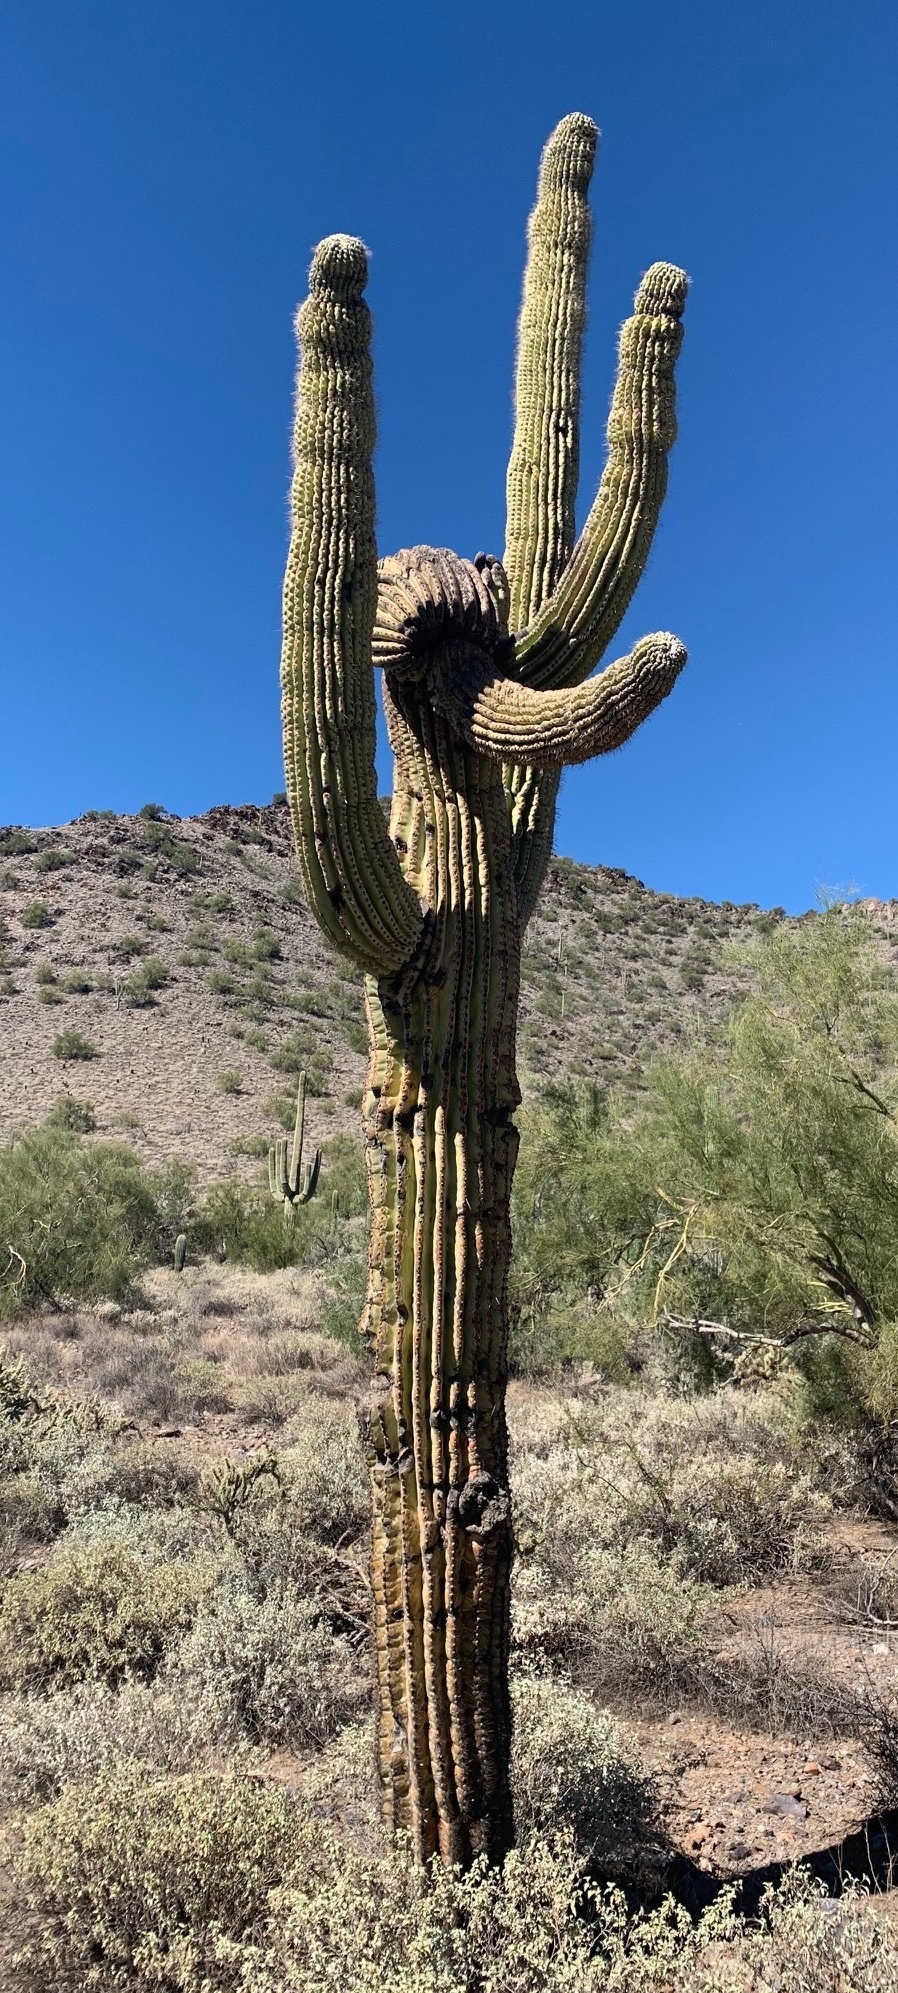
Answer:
[660,1310,875,1351]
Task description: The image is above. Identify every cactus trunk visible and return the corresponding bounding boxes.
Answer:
[280,114,690,1865]
[363,731,519,1863]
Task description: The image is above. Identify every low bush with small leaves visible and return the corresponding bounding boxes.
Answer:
[511,1675,653,1869]
[20,1763,305,1991]
[51,1024,97,1059]
[21,898,54,928]
[0,1538,213,1688]
[169,1579,364,1748]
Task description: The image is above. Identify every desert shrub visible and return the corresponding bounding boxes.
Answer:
[122,954,170,1006]
[318,1245,368,1351]
[22,898,53,928]
[192,1135,366,1278]
[138,816,200,873]
[170,1580,364,1748]
[0,1470,62,1566]
[51,1024,96,1059]
[205,1837,898,1993]
[583,1392,830,1586]
[254,926,282,961]
[278,1403,367,1545]
[14,1729,898,1989]
[35,847,73,872]
[192,1179,318,1272]
[0,827,36,855]
[0,1678,214,1802]
[514,1534,711,1703]
[217,1067,244,1094]
[111,932,147,961]
[20,1764,304,1990]
[510,1675,652,1866]
[0,1538,212,1688]
[46,1091,97,1132]
[172,1353,234,1413]
[215,1411,367,1599]
[0,1118,192,1317]
[268,1028,332,1094]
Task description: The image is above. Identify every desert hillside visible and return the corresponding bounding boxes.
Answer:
[6,800,886,1182]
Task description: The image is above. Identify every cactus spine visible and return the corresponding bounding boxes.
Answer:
[267,1071,322,1209]
[281,114,688,1866]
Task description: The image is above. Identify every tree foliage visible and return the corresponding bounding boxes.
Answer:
[512,905,898,1434]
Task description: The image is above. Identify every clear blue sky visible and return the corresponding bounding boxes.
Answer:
[1,1,896,911]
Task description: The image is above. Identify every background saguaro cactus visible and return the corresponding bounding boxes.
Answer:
[281,112,688,1867]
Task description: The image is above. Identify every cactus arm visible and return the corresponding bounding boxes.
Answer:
[289,1068,307,1193]
[435,633,686,766]
[281,235,425,979]
[505,260,687,921]
[515,261,688,691]
[501,112,687,925]
[503,112,598,635]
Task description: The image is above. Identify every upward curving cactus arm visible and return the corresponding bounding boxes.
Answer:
[515,260,688,691]
[281,236,425,980]
[503,112,598,634]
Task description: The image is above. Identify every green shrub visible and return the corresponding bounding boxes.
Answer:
[122,954,170,1006]
[35,848,72,873]
[46,1093,96,1132]
[51,1025,97,1059]
[0,1119,192,1316]
[22,898,53,928]
[217,1068,244,1095]
[110,932,146,961]
[20,1765,304,1991]
[191,1179,315,1272]
[139,819,200,874]
[0,828,36,856]
[0,1539,212,1688]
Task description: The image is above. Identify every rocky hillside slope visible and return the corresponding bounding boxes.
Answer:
[2,802,895,1183]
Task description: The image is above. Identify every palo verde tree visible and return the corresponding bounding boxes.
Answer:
[280,113,688,1864]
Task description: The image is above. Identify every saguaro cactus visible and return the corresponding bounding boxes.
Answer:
[281,113,688,1866]
[267,1071,322,1209]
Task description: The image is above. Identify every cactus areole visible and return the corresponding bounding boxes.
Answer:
[280,114,688,1865]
